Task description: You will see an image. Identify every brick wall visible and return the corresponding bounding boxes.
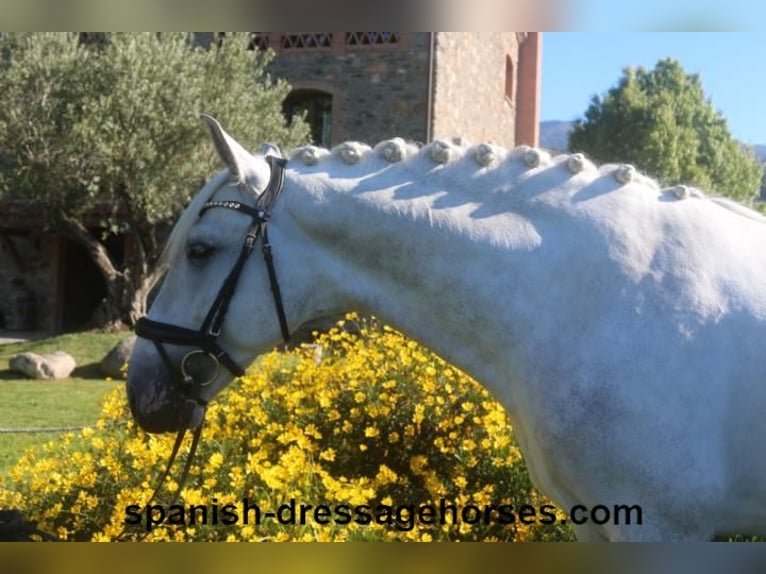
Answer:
[265,32,433,147]
[200,32,539,151]
[431,33,521,149]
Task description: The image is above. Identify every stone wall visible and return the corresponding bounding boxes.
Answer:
[266,33,432,147]
[431,33,520,149]
[0,230,56,332]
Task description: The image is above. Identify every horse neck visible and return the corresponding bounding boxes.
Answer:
[283,164,539,388]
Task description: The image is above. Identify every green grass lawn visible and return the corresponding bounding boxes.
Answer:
[0,331,127,475]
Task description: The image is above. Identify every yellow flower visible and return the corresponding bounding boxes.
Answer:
[410,455,428,474]
[181,488,205,506]
[375,464,398,485]
[319,448,336,462]
[412,404,425,424]
[0,316,571,542]
[207,452,224,470]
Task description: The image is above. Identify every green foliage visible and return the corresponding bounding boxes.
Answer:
[0,33,309,326]
[569,58,763,203]
[0,33,309,225]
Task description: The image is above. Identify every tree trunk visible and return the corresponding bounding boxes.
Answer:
[91,271,159,331]
[58,214,161,329]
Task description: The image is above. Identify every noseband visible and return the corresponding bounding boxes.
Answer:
[135,154,291,417]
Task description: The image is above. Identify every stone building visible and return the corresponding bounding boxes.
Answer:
[0,205,53,332]
[0,32,542,334]
[255,32,541,149]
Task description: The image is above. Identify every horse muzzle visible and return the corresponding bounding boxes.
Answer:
[126,338,212,433]
[126,380,202,433]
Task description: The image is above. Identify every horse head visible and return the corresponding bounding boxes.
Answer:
[127,116,314,433]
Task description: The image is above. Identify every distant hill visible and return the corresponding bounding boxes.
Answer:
[539,120,574,152]
[753,145,766,163]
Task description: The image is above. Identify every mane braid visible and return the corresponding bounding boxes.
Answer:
[168,143,766,276]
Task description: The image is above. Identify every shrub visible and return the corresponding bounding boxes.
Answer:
[0,315,573,541]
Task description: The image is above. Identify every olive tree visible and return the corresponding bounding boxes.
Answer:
[569,58,762,204]
[0,33,309,328]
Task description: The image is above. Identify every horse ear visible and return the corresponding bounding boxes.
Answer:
[261,142,282,159]
[200,114,252,184]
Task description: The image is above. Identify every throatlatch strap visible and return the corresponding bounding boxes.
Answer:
[261,225,291,344]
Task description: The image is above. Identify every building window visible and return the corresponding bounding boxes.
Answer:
[345,32,400,47]
[283,90,333,148]
[505,55,515,103]
[249,33,270,51]
[280,33,333,50]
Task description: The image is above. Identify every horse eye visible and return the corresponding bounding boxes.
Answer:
[186,242,216,262]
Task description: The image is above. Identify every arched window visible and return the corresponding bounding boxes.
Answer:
[283,90,333,147]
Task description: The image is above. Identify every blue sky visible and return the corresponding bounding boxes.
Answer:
[571,0,764,31]
[541,33,766,145]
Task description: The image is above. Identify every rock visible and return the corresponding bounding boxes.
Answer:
[101,335,136,379]
[9,351,76,380]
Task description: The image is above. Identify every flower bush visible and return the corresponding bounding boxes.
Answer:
[0,315,573,542]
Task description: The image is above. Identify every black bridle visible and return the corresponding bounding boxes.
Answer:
[135,154,291,410]
[122,155,291,540]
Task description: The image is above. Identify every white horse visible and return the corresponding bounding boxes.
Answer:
[127,116,766,541]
